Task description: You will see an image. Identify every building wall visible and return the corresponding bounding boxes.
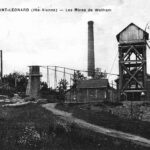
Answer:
[30,76,41,98]
[26,76,41,98]
[65,88,108,103]
[108,89,118,102]
[66,90,77,103]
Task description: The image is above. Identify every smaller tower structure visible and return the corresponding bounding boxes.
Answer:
[26,66,42,98]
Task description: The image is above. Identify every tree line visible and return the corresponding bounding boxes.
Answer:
[0,71,86,100]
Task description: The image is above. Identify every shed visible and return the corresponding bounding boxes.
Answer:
[77,79,109,102]
[65,79,110,103]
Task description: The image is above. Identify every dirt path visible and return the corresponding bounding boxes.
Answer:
[42,103,150,148]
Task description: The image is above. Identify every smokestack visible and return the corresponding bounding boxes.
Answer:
[88,21,95,78]
[0,50,3,80]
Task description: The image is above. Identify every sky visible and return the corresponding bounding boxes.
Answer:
[0,0,150,86]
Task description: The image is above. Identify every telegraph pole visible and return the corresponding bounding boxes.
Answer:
[0,50,3,82]
[63,67,66,80]
[54,66,57,89]
[47,66,50,87]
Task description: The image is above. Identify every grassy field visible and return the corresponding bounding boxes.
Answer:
[56,103,150,139]
[0,102,149,150]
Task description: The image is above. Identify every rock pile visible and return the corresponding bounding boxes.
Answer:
[110,101,150,121]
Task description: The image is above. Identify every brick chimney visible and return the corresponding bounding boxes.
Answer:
[88,21,95,78]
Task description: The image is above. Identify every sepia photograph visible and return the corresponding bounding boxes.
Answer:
[0,0,150,149]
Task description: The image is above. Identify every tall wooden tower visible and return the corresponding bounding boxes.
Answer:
[116,23,149,100]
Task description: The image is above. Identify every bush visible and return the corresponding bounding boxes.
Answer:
[0,89,14,98]
[24,97,35,102]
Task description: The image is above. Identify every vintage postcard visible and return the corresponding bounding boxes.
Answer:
[0,0,150,149]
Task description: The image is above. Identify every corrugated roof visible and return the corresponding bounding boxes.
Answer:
[116,23,149,42]
[77,79,109,89]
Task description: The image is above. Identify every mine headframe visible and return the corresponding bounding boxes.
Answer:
[116,23,149,100]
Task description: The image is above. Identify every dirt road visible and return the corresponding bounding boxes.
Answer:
[42,103,150,147]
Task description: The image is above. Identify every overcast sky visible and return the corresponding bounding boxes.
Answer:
[0,0,150,85]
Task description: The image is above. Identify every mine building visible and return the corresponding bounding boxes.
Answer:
[116,23,150,101]
[76,79,109,102]
[65,21,116,103]
[66,79,109,103]
[66,79,117,103]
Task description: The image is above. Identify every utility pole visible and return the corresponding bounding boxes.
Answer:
[47,66,50,88]
[0,50,3,82]
[54,66,57,89]
[70,74,72,88]
[63,67,66,80]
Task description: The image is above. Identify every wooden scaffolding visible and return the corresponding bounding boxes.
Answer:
[116,23,149,100]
